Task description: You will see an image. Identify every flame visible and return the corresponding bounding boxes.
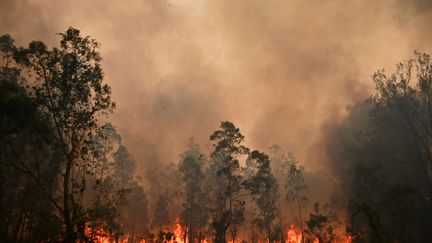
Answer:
[227,239,240,243]
[174,218,184,243]
[85,225,133,243]
[286,224,302,243]
[171,217,213,243]
[285,225,353,243]
[345,235,354,243]
[85,218,353,243]
[84,226,110,243]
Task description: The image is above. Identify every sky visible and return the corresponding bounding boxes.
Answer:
[1,0,432,178]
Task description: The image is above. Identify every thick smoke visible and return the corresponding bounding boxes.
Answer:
[1,0,432,197]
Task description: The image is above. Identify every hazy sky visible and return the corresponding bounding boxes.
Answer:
[2,0,432,174]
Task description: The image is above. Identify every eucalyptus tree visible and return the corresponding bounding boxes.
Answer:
[244,150,279,242]
[340,52,432,242]
[0,33,63,242]
[209,121,250,243]
[304,203,337,243]
[284,155,308,242]
[10,27,115,241]
[179,141,209,243]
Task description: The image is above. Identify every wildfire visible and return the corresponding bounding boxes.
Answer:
[227,239,239,243]
[286,224,302,243]
[174,218,184,243]
[88,219,353,243]
[85,226,111,243]
[86,226,140,243]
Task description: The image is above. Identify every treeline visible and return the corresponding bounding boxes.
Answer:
[0,28,340,243]
[143,51,432,243]
[145,124,341,243]
[1,27,432,243]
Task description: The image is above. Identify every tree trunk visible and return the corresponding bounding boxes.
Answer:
[215,218,228,243]
[63,158,75,242]
[296,191,304,243]
[215,230,226,243]
[267,224,272,243]
[12,209,24,243]
[214,205,229,243]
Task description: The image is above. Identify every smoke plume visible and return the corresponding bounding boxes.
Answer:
[2,0,432,196]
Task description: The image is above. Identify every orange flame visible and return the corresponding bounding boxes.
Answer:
[174,218,184,243]
[86,218,353,243]
[286,224,302,243]
[345,235,354,243]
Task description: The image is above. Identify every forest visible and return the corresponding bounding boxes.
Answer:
[1,27,432,243]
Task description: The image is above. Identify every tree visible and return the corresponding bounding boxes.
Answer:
[372,52,432,192]
[304,203,337,243]
[6,27,115,241]
[114,144,149,241]
[347,200,387,243]
[284,154,308,242]
[179,141,210,243]
[209,121,250,243]
[84,123,132,241]
[120,184,149,242]
[324,52,432,242]
[244,150,279,242]
[0,34,62,242]
[268,145,292,243]
[153,195,170,232]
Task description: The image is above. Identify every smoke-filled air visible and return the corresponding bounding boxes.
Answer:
[1,0,432,242]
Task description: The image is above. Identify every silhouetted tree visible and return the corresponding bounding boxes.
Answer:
[285,154,308,242]
[153,195,170,232]
[0,33,62,242]
[209,121,250,243]
[244,150,279,242]
[1,27,116,241]
[179,141,210,243]
[372,52,432,193]
[84,123,132,240]
[325,52,432,242]
[304,203,337,243]
[20,27,115,241]
[114,144,149,241]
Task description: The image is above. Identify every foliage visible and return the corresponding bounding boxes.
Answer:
[304,203,337,243]
[284,153,308,241]
[0,28,145,242]
[209,121,250,243]
[330,52,432,242]
[179,141,210,242]
[244,150,279,241]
